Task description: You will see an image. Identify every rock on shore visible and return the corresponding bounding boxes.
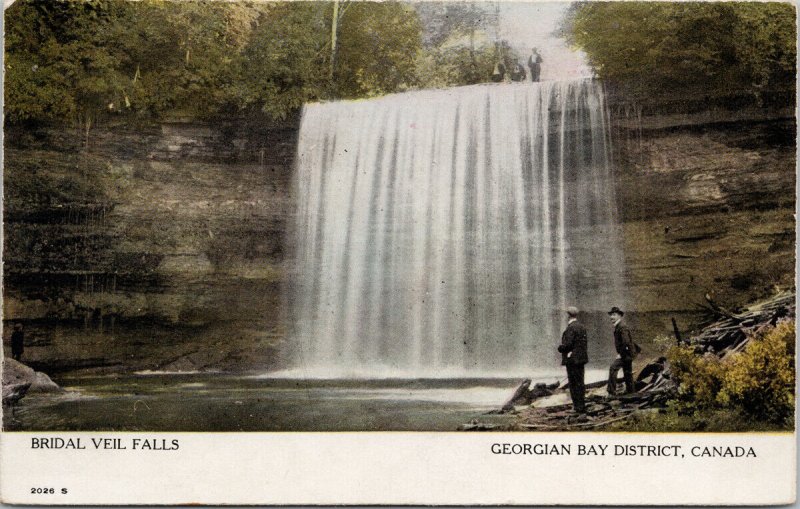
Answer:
[2,358,62,405]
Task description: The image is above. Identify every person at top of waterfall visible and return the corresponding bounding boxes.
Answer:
[528,48,543,82]
[510,62,527,82]
[491,61,506,83]
[557,306,588,415]
[607,306,640,396]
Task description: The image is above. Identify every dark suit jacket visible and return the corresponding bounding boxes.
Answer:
[614,322,636,360]
[558,320,588,366]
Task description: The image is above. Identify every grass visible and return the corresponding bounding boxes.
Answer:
[604,405,793,432]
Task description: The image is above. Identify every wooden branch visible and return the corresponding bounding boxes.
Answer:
[671,317,682,344]
[704,293,740,321]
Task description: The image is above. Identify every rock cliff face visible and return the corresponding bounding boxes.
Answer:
[609,106,795,344]
[2,100,795,373]
[4,116,299,373]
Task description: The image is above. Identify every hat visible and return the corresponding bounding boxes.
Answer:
[566,306,579,317]
[608,306,624,316]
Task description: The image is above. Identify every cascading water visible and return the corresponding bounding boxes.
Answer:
[287,79,626,378]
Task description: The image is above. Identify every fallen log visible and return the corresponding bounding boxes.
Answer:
[488,379,561,414]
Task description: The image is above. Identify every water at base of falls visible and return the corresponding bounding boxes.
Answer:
[286,79,626,378]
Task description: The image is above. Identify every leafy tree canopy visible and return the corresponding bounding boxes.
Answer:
[563,2,796,104]
[5,0,511,127]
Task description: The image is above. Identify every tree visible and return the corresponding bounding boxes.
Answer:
[234,2,329,119]
[5,0,132,142]
[562,2,796,104]
[335,2,421,97]
[413,2,514,88]
[114,1,268,118]
[233,1,422,117]
[5,0,497,125]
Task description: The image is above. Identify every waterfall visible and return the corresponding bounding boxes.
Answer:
[287,79,626,378]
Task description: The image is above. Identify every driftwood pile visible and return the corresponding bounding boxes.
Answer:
[691,291,795,358]
[461,291,795,431]
[460,373,676,431]
[514,390,674,431]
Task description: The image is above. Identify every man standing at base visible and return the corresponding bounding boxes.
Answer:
[11,323,25,361]
[557,306,588,414]
[607,306,636,395]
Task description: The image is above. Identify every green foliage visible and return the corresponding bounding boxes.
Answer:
[235,2,422,117]
[116,0,264,118]
[718,320,795,423]
[651,333,678,353]
[6,0,501,126]
[234,2,329,119]
[5,0,133,127]
[413,3,516,89]
[416,40,519,89]
[564,2,796,103]
[666,343,725,413]
[335,2,422,98]
[665,320,795,425]
[607,406,791,432]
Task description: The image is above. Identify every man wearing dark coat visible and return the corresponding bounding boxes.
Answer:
[607,306,636,395]
[11,323,24,361]
[557,306,588,414]
[527,48,543,82]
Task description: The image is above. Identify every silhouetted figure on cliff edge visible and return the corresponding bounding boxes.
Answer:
[528,48,543,82]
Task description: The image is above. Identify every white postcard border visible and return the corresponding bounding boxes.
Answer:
[0,431,795,505]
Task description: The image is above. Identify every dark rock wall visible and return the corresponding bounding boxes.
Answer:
[3,117,299,373]
[609,107,796,347]
[3,102,795,373]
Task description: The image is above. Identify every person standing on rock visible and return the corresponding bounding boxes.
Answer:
[607,307,638,395]
[557,306,588,414]
[11,323,25,361]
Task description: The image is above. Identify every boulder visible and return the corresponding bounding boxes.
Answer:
[2,382,31,406]
[32,371,62,392]
[2,358,62,395]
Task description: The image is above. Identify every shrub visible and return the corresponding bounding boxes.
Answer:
[666,344,725,414]
[652,333,679,353]
[666,320,795,425]
[718,320,795,424]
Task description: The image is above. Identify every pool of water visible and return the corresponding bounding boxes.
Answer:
[4,374,531,431]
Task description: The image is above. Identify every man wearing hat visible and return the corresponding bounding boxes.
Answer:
[607,306,637,395]
[557,306,588,414]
